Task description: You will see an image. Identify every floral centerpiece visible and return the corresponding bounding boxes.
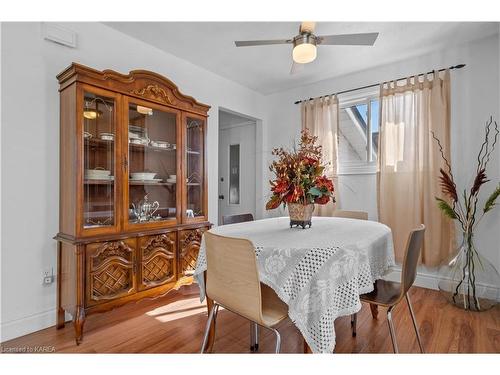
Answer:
[266,129,335,228]
[433,117,500,311]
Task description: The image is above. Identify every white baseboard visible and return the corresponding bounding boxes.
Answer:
[1,309,72,343]
[383,267,440,290]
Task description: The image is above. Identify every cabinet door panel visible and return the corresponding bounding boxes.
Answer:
[86,239,136,305]
[182,113,207,223]
[124,97,181,232]
[79,85,123,236]
[139,233,176,290]
[179,227,207,278]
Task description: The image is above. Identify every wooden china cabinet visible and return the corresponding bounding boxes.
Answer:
[54,63,211,344]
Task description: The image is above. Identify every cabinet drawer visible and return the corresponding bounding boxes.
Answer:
[178,227,208,278]
[86,239,137,306]
[138,233,177,291]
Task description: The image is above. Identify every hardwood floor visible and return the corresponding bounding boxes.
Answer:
[2,285,499,353]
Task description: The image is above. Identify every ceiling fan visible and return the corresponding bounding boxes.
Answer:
[234,22,379,74]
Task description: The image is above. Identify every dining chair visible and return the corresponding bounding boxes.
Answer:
[220,212,259,351]
[201,232,288,354]
[352,225,426,353]
[332,210,368,220]
[221,213,254,225]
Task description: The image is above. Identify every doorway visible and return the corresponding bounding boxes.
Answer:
[218,109,257,224]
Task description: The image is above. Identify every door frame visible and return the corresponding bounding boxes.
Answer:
[217,107,263,225]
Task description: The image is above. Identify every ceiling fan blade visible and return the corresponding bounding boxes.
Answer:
[317,32,379,46]
[299,21,316,34]
[234,39,291,47]
[290,61,305,75]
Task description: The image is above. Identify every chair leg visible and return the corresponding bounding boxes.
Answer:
[406,293,424,353]
[249,323,256,352]
[351,313,357,337]
[201,303,218,354]
[271,328,281,353]
[386,306,399,353]
[254,323,259,351]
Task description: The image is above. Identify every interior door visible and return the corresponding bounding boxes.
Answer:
[218,121,256,224]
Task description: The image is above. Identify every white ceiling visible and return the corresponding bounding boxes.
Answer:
[104,22,499,94]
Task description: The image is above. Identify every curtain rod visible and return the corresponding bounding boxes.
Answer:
[293,64,466,105]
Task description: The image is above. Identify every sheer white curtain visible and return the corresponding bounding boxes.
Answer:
[378,70,454,266]
[301,95,339,216]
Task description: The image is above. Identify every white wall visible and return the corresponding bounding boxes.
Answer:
[0,22,267,341]
[263,33,500,281]
[1,23,499,342]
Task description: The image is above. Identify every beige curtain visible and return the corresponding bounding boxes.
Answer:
[378,70,454,266]
[301,95,339,216]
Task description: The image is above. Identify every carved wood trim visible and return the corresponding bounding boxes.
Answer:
[130,84,174,105]
[140,234,176,288]
[57,63,210,115]
[141,234,175,259]
[179,228,206,276]
[91,241,134,269]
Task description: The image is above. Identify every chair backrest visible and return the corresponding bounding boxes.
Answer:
[400,225,426,295]
[204,232,263,324]
[221,213,254,225]
[332,210,368,220]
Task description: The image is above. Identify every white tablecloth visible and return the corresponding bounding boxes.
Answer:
[194,216,394,353]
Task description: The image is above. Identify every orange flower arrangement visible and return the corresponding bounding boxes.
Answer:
[266,129,335,210]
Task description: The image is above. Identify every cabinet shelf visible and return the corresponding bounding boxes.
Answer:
[129,181,176,186]
[84,179,115,185]
[84,138,176,153]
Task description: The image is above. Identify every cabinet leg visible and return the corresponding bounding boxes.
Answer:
[369,304,379,319]
[74,307,86,345]
[56,307,66,329]
[56,241,65,329]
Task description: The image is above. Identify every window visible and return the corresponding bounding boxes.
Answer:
[228,144,240,204]
[338,94,379,174]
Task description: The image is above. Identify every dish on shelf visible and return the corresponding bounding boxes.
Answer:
[130,172,157,180]
[128,131,141,139]
[85,168,111,178]
[150,140,170,149]
[130,178,163,183]
[85,175,114,181]
[99,132,114,141]
[129,137,149,145]
[166,178,176,184]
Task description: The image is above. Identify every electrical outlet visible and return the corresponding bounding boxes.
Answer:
[43,269,55,285]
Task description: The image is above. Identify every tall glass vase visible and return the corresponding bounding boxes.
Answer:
[438,231,500,311]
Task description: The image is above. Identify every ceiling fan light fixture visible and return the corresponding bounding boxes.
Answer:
[292,34,317,64]
[293,43,317,64]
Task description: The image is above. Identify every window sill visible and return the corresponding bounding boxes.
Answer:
[338,162,377,175]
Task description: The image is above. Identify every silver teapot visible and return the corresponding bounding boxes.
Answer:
[131,195,160,222]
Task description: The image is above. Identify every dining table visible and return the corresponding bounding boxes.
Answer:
[193,216,395,353]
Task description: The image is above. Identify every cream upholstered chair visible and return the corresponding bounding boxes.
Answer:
[332,210,369,220]
[201,232,288,353]
[352,225,426,353]
[220,213,260,351]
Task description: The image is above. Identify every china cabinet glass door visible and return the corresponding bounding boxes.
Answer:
[184,115,206,221]
[82,89,118,231]
[126,99,179,227]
